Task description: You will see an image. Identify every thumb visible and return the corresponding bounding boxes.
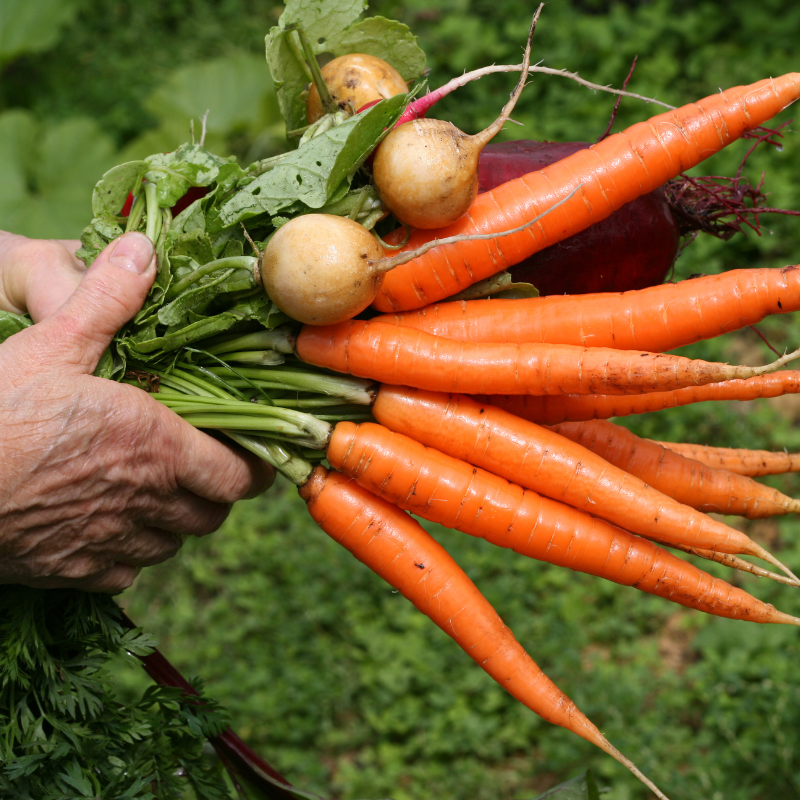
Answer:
[42,232,156,373]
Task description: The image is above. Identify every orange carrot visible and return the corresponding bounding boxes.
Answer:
[655,441,800,477]
[299,465,670,798]
[294,319,797,396]
[479,370,800,423]
[372,74,800,312]
[675,545,800,587]
[549,419,800,519]
[327,420,800,620]
[371,386,793,577]
[374,266,800,352]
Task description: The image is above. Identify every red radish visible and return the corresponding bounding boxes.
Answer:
[306,54,408,124]
[371,11,538,229]
[119,185,208,217]
[478,140,680,294]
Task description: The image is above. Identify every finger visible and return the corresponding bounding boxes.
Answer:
[170,419,277,504]
[113,527,185,566]
[29,562,138,593]
[38,232,156,373]
[143,488,232,538]
[26,251,86,321]
[77,563,139,593]
[51,239,83,262]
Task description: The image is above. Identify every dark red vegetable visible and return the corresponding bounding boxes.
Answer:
[477,140,680,295]
[119,185,208,217]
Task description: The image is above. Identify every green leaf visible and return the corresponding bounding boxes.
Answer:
[216,94,406,228]
[532,770,604,800]
[326,16,426,81]
[265,0,424,134]
[91,161,148,218]
[0,310,32,343]
[279,0,366,48]
[265,26,311,137]
[157,270,253,327]
[0,0,78,65]
[145,144,234,207]
[60,759,95,797]
[169,231,217,265]
[76,215,124,268]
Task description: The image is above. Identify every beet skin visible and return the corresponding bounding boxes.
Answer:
[478,140,681,295]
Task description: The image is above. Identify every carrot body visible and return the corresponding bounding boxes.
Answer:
[479,371,800,423]
[295,320,781,396]
[549,419,800,518]
[299,465,607,742]
[372,74,800,311]
[375,266,800,351]
[328,421,797,624]
[371,386,779,563]
[655,441,800,477]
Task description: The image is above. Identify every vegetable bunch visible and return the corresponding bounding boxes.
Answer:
[5,0,800,796]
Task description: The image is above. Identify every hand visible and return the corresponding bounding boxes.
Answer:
[0,233,86,321]
[0,232,275,592]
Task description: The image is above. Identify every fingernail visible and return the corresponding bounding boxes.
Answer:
[109,233,154,274]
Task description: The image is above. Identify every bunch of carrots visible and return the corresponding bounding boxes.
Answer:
[132,65,800,798]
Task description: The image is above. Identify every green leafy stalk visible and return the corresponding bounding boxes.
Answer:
[288,25,336,115]
[166,256,258,300]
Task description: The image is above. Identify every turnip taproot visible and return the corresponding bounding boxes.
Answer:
[371,10,539,229]
[260,214,386,326]
[260,185,582,326]
[306,54,408,124]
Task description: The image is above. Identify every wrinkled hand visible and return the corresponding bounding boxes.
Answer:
[0,232,275,592]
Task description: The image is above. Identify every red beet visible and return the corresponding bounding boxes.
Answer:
[478,140,681,295]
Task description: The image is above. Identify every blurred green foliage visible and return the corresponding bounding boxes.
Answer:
[3,0,800,798]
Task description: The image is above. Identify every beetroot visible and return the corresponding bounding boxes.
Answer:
[478,140,681,295]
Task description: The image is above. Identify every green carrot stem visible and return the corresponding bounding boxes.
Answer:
[144,182,160,243]
[268,397,370,409]
[125,195,145,233]
[166,256,258,300]
[206,366,375,404]
[153,367,234,399]
[205,330,294,356]
[222,432,313,485]
[167,412,328,446]
[202,350,285,366]
[156,395,332,445]
[314,411,373,422]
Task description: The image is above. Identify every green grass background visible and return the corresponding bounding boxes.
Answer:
[3,0,800,797]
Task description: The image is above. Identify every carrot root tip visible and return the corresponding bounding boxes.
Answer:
[604,741,671,800]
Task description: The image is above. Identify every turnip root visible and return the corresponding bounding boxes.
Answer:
[306,54,408,124]
[260,182,582,326]
[371,9,539,229]
[260,215,386,326]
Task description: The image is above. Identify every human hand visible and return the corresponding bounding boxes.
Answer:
[0,232,86,321]
[0,232,275,592]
